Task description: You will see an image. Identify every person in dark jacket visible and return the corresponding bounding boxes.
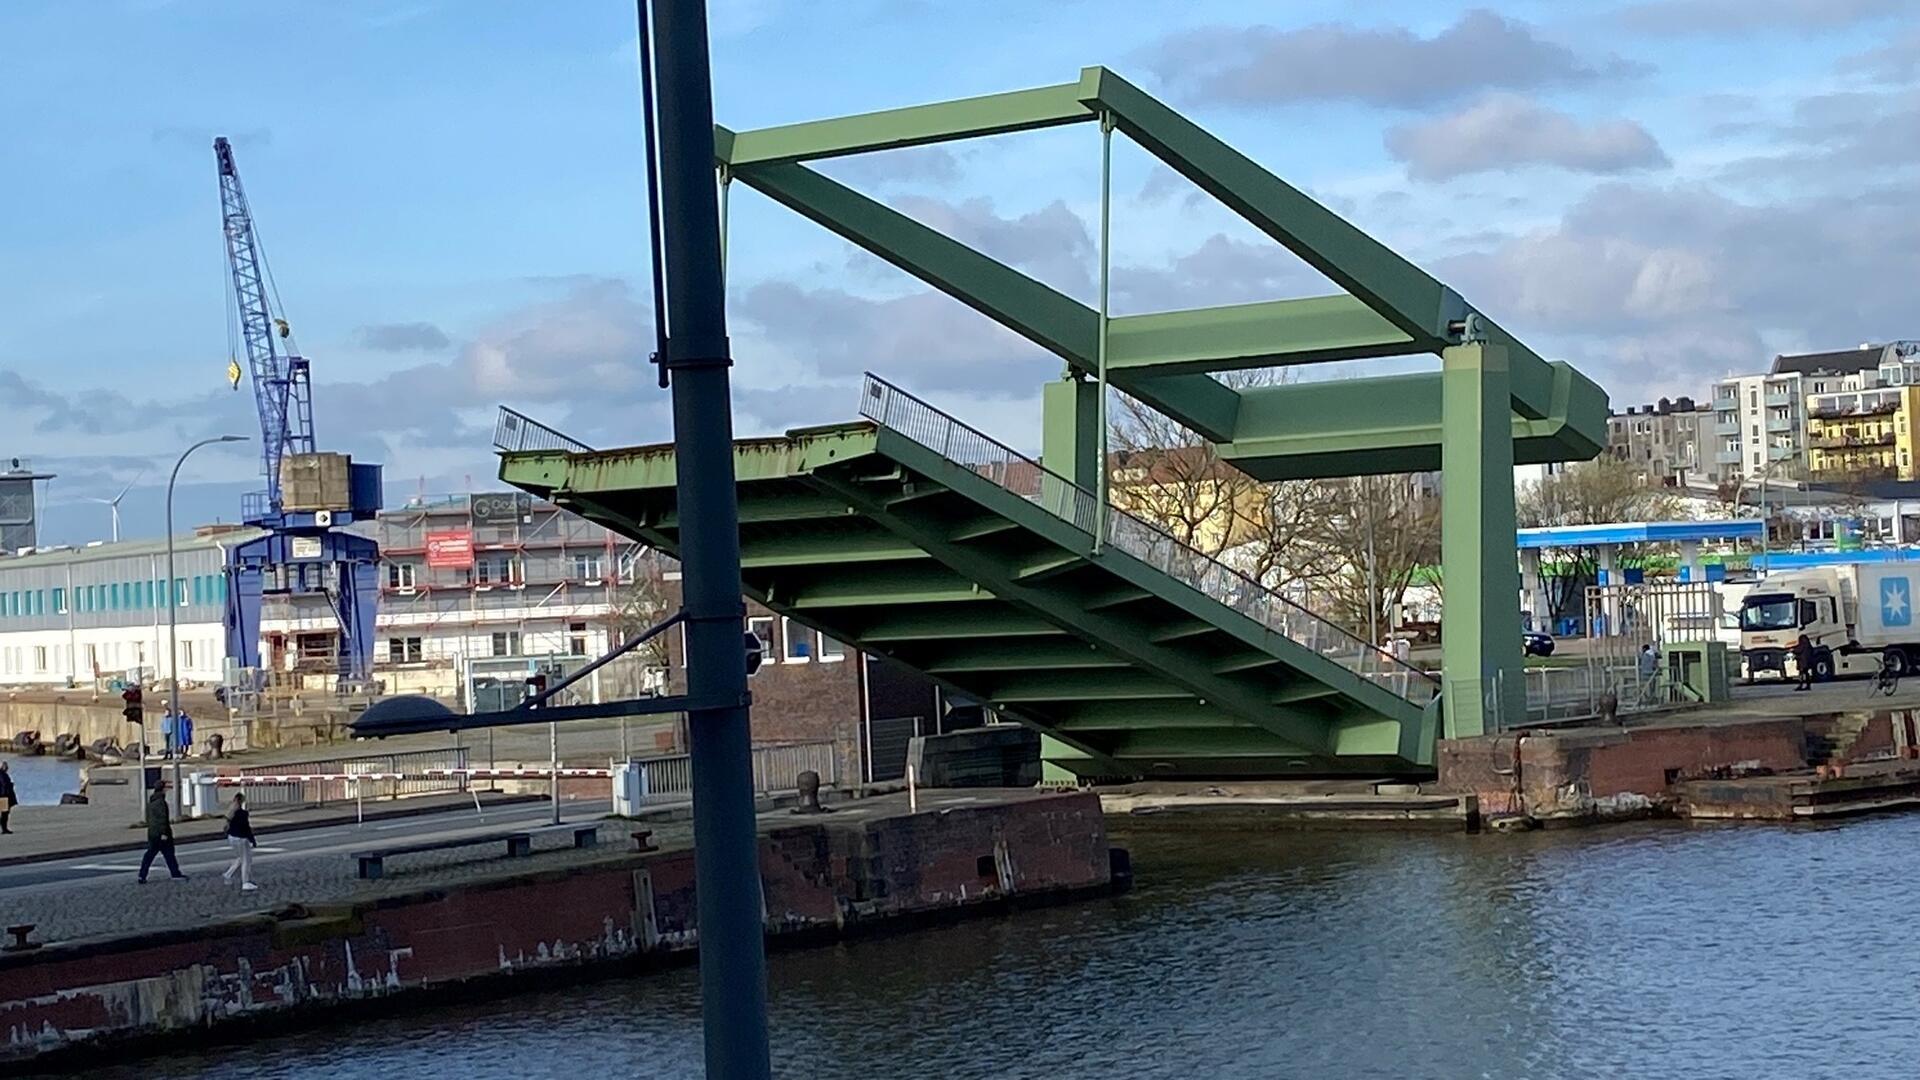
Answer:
[137,781,187,882]
[221,792,258,891]
[0,761,16,834]
[1793,633,1816,691]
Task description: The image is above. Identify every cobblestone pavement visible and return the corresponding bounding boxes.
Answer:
[0,790,544,864]
[0,815,697,946]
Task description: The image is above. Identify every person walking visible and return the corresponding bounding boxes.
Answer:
[1638,643,1660,704]
[1793,632,1816,692]
[221,792,258,891]
[137,780,187,882]
[0,761,16,834]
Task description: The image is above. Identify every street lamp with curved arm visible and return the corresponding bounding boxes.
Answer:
[166,435,247,814]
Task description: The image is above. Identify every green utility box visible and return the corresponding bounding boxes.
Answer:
[1665,641,1732,704]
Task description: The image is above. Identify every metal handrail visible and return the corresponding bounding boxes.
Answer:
[494,406,593,454]
[856,373,1437,703]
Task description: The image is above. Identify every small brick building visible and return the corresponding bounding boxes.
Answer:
[661,591,973,785]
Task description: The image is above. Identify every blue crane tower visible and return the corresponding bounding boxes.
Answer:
[215,136,383,692]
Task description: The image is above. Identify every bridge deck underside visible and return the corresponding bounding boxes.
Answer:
[504,426,1437,780]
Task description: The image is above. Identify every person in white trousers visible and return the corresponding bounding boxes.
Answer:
[222,792,258,891]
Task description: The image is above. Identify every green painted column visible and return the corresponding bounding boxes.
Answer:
[1440,341,1524,736]
[1040,375,1099,525]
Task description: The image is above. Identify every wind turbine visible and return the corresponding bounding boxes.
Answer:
[85,471,144,543]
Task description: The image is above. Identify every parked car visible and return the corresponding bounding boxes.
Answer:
[1523,631,1555,658]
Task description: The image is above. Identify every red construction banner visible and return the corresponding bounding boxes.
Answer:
[425,530,474,569]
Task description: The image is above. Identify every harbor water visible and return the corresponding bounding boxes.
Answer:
[0,754,85,806]
[87,815,1920,1079]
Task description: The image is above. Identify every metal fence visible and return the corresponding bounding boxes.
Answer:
[857,374,1438,704]
[629,740,839,806]
[238,747,470,807]
[494,406,594,455]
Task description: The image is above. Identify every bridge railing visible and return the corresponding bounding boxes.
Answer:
[858,374,1437,704]
[494,406,594,455]
[629,740,840,805]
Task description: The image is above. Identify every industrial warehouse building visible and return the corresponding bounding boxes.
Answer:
[0,492,637,695]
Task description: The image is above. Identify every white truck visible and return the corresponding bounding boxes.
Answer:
[1737,563,1920,682]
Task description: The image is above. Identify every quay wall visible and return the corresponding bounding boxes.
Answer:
[0,792,1115,1066]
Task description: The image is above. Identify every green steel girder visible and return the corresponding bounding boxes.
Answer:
[717,65,1605,454]
[720,80,1094,166]
[1220,360,1609,480]
[917,638,1127,674]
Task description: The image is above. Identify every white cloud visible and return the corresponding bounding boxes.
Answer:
[1139,10,1646,109]
[1386,94,1670,181]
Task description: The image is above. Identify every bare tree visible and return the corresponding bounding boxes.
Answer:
[1107,369,1322,594]
[596,546,675,700]
[1297,474,1441,642]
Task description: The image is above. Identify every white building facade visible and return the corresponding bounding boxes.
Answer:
[0,493,637,695]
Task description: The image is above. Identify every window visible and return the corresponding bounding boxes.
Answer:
[573,552,604,581]
[747,616,774,657]
[32,646,46,672]
[568,621,588,656]
[181,640,194,668]
[475,557,491,584]
[819,633,846,662]
[388,637,423,664]
[389,562,416,590]
[108,583,120,610]
[782,617,812,662]
[52,587,65,614]
[490,631,521,658]
[83,644,96,673]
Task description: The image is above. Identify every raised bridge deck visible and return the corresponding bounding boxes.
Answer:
[499,377,1440,780]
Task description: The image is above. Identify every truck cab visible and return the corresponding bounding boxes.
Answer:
[1737,567,1882,682]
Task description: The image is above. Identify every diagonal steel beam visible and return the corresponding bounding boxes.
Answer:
[1081,66,1458,346]
[727,157,1241,440]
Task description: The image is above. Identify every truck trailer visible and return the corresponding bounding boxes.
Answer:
[1738,563,1920,681]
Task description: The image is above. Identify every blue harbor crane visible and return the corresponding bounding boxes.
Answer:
[215,136,382,692]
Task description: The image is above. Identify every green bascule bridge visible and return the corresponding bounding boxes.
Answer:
[498,66,1607,781]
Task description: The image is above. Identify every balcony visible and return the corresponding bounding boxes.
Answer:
[1764,391,1795,408]
[1715,448,1744,465]
[1767,444,1799,462]
[1766,414,1794,433]
[1713,416,1740,436]
[1810,432,1896,450]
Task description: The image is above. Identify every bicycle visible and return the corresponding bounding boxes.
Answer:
[1871,652,1901,698]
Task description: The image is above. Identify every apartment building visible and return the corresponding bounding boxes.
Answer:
[1605,396,1716,485]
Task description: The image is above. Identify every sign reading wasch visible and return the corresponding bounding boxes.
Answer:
[425,530,474,569]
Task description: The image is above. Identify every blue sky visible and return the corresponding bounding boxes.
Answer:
[3,0,1917,543]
